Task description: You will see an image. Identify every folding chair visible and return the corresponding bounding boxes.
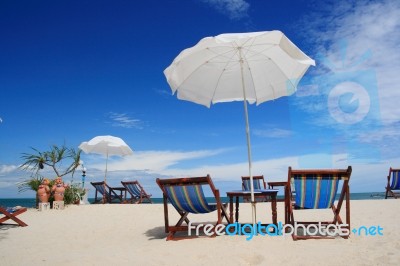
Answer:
[385,167,400,199]
[0,206,28,227]
[241,175,269,202]
[286,166,352,240]
[90,181,124,203]
[121,180,153,203]
[156,175,229,240]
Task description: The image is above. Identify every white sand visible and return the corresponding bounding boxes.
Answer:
[1,200,399,265]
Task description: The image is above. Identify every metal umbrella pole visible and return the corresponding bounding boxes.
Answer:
[103,149,109,203]
[239,47,256,224]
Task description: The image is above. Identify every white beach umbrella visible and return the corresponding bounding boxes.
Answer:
[78,135,133,183]
[164,30,315,224]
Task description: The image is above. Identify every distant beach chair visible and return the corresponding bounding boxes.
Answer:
[0,206,28,227]
[241,175,267,190]
[241,175,269,202]
[90,181,124,203]
[121,180,153,204]
[156,175,229,240]
[286,166,352,240]
[385,167,400,199]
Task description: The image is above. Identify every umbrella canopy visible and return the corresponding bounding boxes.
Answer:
[78,135,133,182]
[164,30,315,223]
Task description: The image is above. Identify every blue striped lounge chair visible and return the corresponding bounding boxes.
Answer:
[385,167,400,199]
[121,180,153,204]
[286,166,352,240]
[156,175,229,240]
[241,175,267,190]
[241,175,269,202]
[90,181,123,204]
[0,206,28,227]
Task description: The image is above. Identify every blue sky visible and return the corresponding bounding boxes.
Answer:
[1,0,399,198]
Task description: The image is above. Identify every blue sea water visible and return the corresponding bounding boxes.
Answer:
[0,192,387,208]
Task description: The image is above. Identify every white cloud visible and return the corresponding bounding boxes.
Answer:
[0,164,18,174]
[107,112,143,129]
[200,0,250,20]
[1,150,396,197]
[300,0,400,125]
[253,128,292,138]
[291,0,400,161]
[85,148,229,173]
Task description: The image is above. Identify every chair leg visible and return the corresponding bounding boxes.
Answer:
[0,208,28,227]
[175,211,189,227]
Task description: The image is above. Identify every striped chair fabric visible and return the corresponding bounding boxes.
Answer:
[164,184,216,213]
[124,182,142,197]
[91,181,123,203]
[242,179,263,190]
[293,174,342,209]
[93,183,108,196]
[390,170,400,190]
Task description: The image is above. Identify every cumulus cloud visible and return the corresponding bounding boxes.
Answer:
[200,0,250,20]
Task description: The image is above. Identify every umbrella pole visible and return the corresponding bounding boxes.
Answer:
[105,151,108,183]
[239,48,256,225]
[103,150,109,204]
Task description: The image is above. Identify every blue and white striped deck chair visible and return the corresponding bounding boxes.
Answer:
[286,166,352,240]
[241,175,266,190]
[156,175,229,240]
[90,181,123,203]
[241,175,268,202]
[385,168,400,199]
[121,180,152,203]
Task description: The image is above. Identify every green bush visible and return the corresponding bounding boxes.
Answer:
[63,184,86,205]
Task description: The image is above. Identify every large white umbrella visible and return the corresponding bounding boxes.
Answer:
[164,30,315,223]
[78,135,133,183]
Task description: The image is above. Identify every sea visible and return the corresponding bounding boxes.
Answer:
[0,192,387,208]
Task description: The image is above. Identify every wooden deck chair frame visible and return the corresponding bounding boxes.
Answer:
[286,166,352,240]
[241,175,268,202]
[385,167,400,199]
[156,175,229,241]
[121,180,153,204]
[90,181,123,203]
[0,207,28,227]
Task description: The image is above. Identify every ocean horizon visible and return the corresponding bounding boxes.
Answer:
[0,192,387,208]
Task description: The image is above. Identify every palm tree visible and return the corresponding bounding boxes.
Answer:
[20,144,81,177]
[18,144,82,206]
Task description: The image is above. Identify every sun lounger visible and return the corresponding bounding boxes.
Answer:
[241,175,269,202]
[156,175,229,240]
[0,206,28,227]
[121,180,153,204]
[385,167,400,199]
[286,166,352,240]
[90,181,124,203]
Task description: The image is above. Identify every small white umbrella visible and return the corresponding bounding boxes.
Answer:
[78,135,133,183]
[164,30,315,224]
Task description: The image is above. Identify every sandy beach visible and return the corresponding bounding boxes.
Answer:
[1,200,399,265]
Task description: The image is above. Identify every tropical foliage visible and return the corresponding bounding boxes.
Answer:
[18,144,83,206]
[20,144,81,177]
